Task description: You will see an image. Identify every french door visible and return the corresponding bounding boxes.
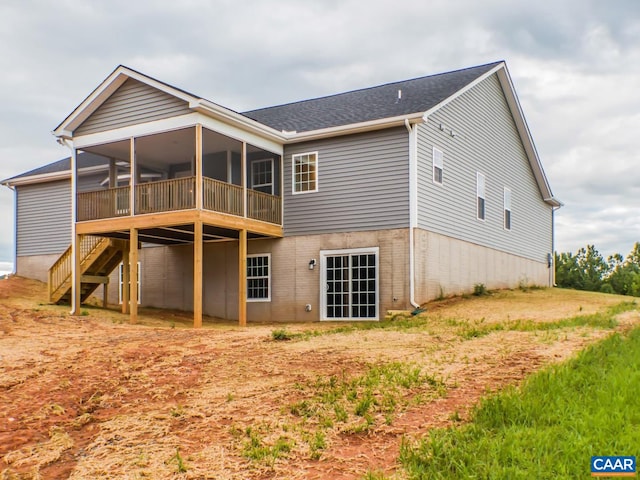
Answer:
[320,247,379,321]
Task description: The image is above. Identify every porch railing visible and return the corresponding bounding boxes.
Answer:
[76,177,281,225]
[78,186,130,221]
[203,177,243,216]
[135,176,195,214]
[248,189,282,225]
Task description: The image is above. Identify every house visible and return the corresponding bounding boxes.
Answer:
[1,61,561,326]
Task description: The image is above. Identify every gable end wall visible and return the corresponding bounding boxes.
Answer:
[417,73,552,263]
[74,78,192,136]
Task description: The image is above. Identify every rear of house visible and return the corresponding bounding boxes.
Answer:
[2,61,560,325]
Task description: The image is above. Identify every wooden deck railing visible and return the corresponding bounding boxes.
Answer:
[248,189,282,224]
[203,177,243,216]
[77,186,130,221]
[135,177,195,214]
[76,177,281,225]
[48,235,106,302]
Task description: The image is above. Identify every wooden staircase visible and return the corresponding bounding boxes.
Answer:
[48,235,127,305]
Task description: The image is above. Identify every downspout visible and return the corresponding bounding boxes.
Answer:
[8,185,17,275]
[551,206,559,287]
[405,119,420,310]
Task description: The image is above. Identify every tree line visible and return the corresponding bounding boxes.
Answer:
[555,242,640,296]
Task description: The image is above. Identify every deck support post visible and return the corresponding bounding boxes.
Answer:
[194,220,203,328]
[103,282,108,308]
[122,246,130,314]
[129,229,138,324]
[71,233,82,315]
[238,228,247,327]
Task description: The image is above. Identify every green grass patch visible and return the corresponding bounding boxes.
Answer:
[397,326,640,479]
[446,301,636,340]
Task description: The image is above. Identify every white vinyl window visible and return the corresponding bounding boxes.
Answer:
[320,247,379,321]
[251,158,274,194]
[504,187,512,230]
[118,261,141,304]
[433,147,443,185]
[477,172,486,221]
[292,152,318,194]
[247,254,271,302]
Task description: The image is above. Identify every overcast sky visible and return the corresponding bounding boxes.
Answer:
[1,0,639,269]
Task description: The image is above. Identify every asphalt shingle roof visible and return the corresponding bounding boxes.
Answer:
[242,62,501,132]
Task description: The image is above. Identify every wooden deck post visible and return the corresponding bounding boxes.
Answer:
[103,282,108,309]
[195,124,203,210]
[194,220,203,328]
[122,246,130,314]
[129,229,138,324]
[238,228,247,327]
[71,233,82,315]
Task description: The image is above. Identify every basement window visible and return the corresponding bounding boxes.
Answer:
[247,254,271,302]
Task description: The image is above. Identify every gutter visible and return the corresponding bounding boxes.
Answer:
[405,119,420,310]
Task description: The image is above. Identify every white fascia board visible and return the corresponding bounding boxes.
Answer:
[72,111,284,156]
[192,100,287,144]
[284,112,425,144]
[198,114,283,155]
[494,66,560,207]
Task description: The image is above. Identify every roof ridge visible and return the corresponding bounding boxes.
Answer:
[242,60,503,114]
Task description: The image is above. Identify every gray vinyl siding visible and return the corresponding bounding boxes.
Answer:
[417,73,552,262]
[16,180,71,256]
[283,128,409,236]
[75,79,191,136]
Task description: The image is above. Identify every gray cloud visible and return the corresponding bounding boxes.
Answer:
[1,0,639,265]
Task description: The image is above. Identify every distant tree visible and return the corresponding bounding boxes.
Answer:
[556,242,640,297]
[607,242,640,296]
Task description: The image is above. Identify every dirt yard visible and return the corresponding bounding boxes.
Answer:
[1,277,638,479]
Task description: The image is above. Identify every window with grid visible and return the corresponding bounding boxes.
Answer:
[251,159,273,194]
[322,248,378,320]
[477,172,486,221]
[504,187,512,230]
[433,147,443,184]
[247,254,270,301]
[292,152,318,193]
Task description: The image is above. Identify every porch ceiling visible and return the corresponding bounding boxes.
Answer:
[100,223,267,245]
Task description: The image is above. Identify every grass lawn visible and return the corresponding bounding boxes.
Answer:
[395,324,640,479]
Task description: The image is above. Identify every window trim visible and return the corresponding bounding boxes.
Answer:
[247,253,271,302]
[476,172,486,221]
[292,151,318,195]
[118,261,141,305]
[251,158,274,195]
[319,247,380,322]
[432,147,443,185]
[504,187,512,231]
